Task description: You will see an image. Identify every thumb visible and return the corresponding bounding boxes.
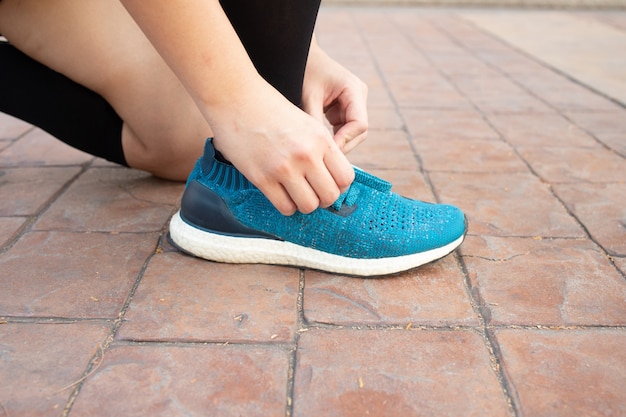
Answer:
[334,120,367,153]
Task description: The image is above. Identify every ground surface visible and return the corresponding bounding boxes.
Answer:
[1,7,625,417]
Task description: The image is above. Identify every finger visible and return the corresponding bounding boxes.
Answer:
[328,99,368,152]
[334,82,368,126]
[334,121,368,153]
[305,164,341,208]
[343,135,366,153]
[281,177,320,214]
[259,181,298,216]
[323,144,355,193]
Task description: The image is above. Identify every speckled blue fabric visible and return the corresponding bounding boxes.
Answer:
[184,139,466,259]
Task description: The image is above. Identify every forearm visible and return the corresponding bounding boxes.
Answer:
[120,0,266,122]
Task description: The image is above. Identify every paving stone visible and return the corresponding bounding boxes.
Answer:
[518,146,626,183]
[354,70,396,108]
[0,112,32,140]
[155,232,180,254]
[0,139,11,152]
[333,52,376,78]
[358,13,452,87]
[303,254,477,326]
[355,16,433,76]
[348,130,418,171]
[565,110,626,156]
[414,137,527,173]
[565,109,626,134]
[370,42,434,75]
[447,59,503,80]
[388,13,463,56]
[0,128,92,166]
[613,256,626,275]
[34,167,183,233]
[402,109,500,141]
[71,343,289,417]
[592,131,626,158]
[386,72,472,109]
[449,74,555,114]
[91,157,123,168]
[512,72,622,112]
[430,171,584,237]
[316,9,369,64]
[591,11,626,32]
[461,235,626,326]
[0,322,110,417]
[487,113,599,148]
[367,107,405,130]
[464,12,626,105]
[293,329,511,417]
[449,24,549,77]
[118,253,299,343]
[553,182,626,256]
[316,14,396,108]
[406,21,511,79]
[0,216,26,247]
[476,53,549,77]
[426,51,497,78]
[0,231,157,318]
[0,166,81,216]
[496,329,626,417]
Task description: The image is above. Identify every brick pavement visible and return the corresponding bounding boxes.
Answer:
[1,7,625,417]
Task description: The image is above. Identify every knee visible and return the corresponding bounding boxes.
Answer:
[122,127,205,181]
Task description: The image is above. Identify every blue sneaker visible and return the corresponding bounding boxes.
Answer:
[169,139,466,276]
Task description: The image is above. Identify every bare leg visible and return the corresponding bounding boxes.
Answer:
[0,0,212,180]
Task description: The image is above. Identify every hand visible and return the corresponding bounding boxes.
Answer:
[210,80,355,216]
[302,37,368,153]
[119,1,354,215]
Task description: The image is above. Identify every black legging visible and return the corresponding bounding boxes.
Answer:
[220,0,321,107]
[0,0,321,165]
[0,41,127,165]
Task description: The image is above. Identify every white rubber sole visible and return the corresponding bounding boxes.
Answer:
[169,211,465,277]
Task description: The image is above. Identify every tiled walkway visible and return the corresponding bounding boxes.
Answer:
[1,7,625,417]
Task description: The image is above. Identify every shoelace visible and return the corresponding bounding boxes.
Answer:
[331,167,392,211]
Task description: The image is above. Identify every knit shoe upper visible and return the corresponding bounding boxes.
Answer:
[169,139,466,276]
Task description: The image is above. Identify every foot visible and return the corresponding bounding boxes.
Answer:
[169,139,467,277]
